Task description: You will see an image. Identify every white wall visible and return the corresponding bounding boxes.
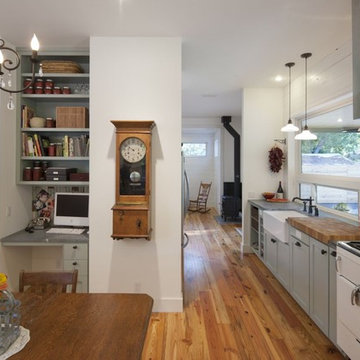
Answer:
[242,88,284,252]
[0,39,33,289]
[90,37,182,312]
[182,133,216,208]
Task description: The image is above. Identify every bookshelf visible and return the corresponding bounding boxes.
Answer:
[17,51,90,186]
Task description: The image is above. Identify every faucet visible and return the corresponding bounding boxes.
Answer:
[292,196,314,213]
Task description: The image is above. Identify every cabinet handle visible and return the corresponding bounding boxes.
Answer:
[331,251,336,257]
[72,262,78,266]
[321,249,327,255]
[356,338,360,344]
[73,245,78,249]
[271,238,276,243]
[136,219,142,229]
[351,286,360,305]
[335,256,341,273]
[295,241,301,247]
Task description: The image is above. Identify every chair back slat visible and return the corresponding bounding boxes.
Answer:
[19,270,78,293]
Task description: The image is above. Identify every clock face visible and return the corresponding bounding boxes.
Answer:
[120,137,146,163]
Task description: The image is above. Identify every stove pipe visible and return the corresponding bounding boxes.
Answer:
[221,116,240,203]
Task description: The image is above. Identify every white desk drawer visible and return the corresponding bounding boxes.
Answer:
[63,244,88,260]
[337,321,360,359]
[64,259,88,276]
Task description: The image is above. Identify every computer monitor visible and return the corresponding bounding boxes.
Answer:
[54,192,89,227]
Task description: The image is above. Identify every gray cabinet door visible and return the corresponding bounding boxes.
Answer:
[265,231,277,274]
[310,238,329,335]
[328,247,337,343]
[290,235,310,313]
[277,241,290,290]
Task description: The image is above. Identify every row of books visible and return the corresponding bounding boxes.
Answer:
[22,134,89,157]
[21,105,35,128]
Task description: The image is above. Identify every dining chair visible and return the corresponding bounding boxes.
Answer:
[19,270,78,294]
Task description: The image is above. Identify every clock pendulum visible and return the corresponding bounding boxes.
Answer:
[111,120,155,240]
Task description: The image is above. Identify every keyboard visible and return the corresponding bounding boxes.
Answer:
[46,228,85,235]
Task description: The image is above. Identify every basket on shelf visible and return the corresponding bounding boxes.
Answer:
[41,60,83,74]
[56,107,89,128]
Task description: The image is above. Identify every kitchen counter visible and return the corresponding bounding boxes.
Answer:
[287,217,360,244]
[249,199,303,211]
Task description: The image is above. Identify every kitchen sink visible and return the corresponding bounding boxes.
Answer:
[263,210,308,243]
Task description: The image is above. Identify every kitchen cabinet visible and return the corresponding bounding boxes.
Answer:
[250,205,264,259]
[290,233,310,313]
[277,240,290,290]
[265,231,277,274]
[328,246,337,344]
[309,237,329,336]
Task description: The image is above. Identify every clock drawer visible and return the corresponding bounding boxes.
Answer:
[112,209,150,239]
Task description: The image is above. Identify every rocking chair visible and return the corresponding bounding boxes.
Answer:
[188,182,212,213]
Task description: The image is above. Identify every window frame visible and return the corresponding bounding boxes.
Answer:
[295,98,360,221]
[182,142,208,158]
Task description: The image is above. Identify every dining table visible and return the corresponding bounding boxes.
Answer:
[9,292,153,360]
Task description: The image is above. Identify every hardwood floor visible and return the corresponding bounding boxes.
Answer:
[142,209,343,360]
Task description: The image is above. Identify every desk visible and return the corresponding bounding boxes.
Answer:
[1,230,89,292]
[11,292,153,360]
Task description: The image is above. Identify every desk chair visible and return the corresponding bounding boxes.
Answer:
[188,182,212,213]
[19,270,78,294]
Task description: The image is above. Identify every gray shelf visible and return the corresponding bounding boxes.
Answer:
[18,181,89,186]
[21,156,89,161]
[22,94,89,99]
[22,73,89,78]
[21,128,89,133]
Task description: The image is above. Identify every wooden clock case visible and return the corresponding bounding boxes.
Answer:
[111,120,155,240]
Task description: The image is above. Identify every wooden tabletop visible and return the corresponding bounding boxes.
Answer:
[11,293,153,360]
[287,217,360,244]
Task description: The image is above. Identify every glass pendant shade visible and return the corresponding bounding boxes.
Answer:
[281,120,299,132]
[294,125,317,140]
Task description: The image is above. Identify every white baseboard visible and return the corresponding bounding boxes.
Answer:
[152,297,183,312]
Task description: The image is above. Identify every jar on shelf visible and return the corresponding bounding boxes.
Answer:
[44,86,53,95]
[33,160,41,168]
[53,86,62,95]
[23,78,33,87]
[0,273,21,355]
[23,86,34,94]
[35,86,43,95]
[32,167,42,181]
[62,86,71,95]
[48,144,56,157]
[41,161,49,174]
[34,78,44,88]
[44,79,54,88]
[23,167,33,181]
[45,117,55,128]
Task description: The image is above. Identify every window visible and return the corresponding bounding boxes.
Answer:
[301,105,360,177]
[297,104,360,220]
[300,183,359,217]
[182,143,207,157]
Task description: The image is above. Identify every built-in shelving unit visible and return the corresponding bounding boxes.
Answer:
[17,51,90,186]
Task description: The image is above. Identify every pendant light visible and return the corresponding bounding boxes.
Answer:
[281,62,299,132]
[295,53,317,140]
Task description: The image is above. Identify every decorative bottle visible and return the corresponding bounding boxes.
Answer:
[0,273,21,355]
[276,181,284,199]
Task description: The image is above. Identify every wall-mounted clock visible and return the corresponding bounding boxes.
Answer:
[111,120,155,240]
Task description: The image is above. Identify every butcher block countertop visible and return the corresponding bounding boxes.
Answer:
[287,217,360,244]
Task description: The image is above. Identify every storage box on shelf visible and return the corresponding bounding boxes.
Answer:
[17,51,90,186]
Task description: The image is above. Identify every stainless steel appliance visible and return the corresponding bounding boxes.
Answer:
[336,241,360,358]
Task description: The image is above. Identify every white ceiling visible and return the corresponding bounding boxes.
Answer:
[0,0,352,117]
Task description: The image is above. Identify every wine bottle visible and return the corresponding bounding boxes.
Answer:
[276,181,284,199]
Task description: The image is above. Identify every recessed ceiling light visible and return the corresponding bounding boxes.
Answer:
[275,75,283,82]
[337,118,343,123]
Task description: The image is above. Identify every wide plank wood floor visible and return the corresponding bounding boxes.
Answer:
[142,209,344,360]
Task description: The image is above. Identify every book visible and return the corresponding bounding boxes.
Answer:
[27,136,35,157]
[63,135,69,157]
[69,137,74,157]
[33,134,42,157]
